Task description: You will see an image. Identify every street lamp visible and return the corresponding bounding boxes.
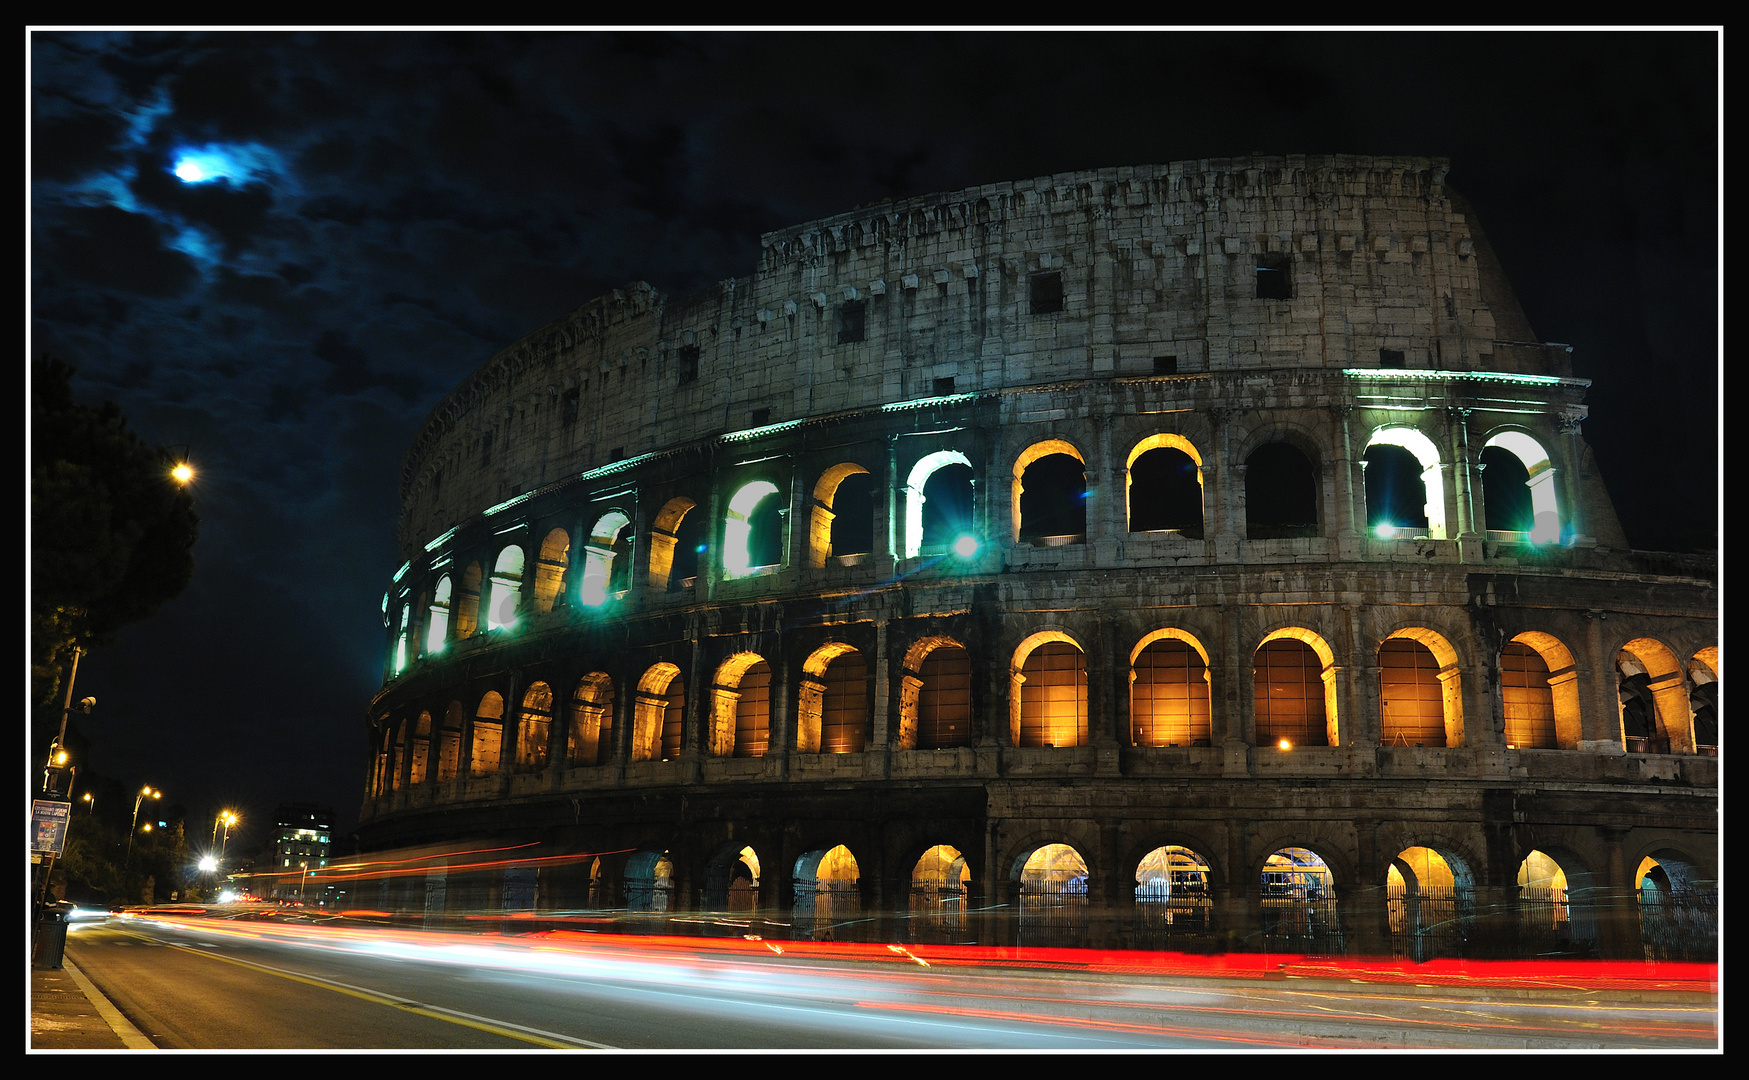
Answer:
[211,809,238,853]
[82,792,95,815]
[299,861,310,904]
[124,786,161,871]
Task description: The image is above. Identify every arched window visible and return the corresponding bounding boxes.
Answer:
[1690,652,1718,755]
[625,849,675,913]
[792,845,860,939]
[532,528,570,613]
[1515,849,1595,955]
[1363,427,1447,539]
[647,497,699,592]
[471,691,504,777]
[394,601,411,674]
[1014,441,1087,545]
[515,683,552,773]
[724,480,784,578]
[1130,632,1212,747]
[910,845,972,943]
[567,672,614,767]
[904,451,975,558]
[410,712,431,785]
[1379,636,1448,748]
[1134,845,1212,942]
[797,644,870,754]
[1261,847,1339,950]
[455,562,482,638]
[437,701,464,782]
[1482,431,1560,543]
[1501,641,1558,750]
[900,638,972,750]
[1017,843,1089,946]
[1618,638,1690,754]
[484,546,524,631]
[426,575,452,655]
[1245,443,1319,539]
[1253,632,1335,748]
[1387,846,1471,962]
[1127,436,1204,536]
[705,845,763,911]
[1014,633,1088,748]
[807,464,874,568]
[579,512,632,607]
[632,663,685,763]
[1636,852,1716,961]
[708,653,770,758]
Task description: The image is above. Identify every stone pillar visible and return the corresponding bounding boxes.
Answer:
[1207,408,1240,560]
[1580,611,1624,753]
[1448,406,1484,563]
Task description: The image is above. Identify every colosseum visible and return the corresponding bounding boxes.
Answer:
[358,155,1716,962]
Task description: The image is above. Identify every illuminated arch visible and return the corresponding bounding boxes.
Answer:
[567,672,614,767]
[437,701,464,782]
[1011,630,1087,748]
[516,682,553,773]
[1134,845,1213,941]
[792,844,861,938]
[723,480,782,578]
[709,652,770,758]
[1364,426,1447,539]
[904,450,974,558]
[1126,434,1205,534]
[578,511,632,607]
[1483,430,1560,543]
[1254,627,1339,747]
[1689,648,1718,754]
[632,663,683,763]
[531,528,571,614]
[425,575,452,655]
[1618,637,1692,754]
[646,496,697,592]
[1379,627,1464,748]
[484,545,524,631]
[410,711,431,785]
[1011,439,1086,544]
[897,635,972,750]
[797,642,869,754]
[1260,847,1339,950]
[1386,845,1473,962]
[455,562,482,639]
[807,463,873,568]
[1503,631,1581,749]
[1129,629,1212,747]
[471,691,504,777]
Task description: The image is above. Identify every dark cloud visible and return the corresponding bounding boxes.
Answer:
[40,204,200,297]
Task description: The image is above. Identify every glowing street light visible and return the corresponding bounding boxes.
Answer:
[82,792,95,815]
[125,786,161,871]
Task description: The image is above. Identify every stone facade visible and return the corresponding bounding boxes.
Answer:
[360,156,1716,960]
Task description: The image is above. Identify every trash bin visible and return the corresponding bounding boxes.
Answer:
[35,901,75,969]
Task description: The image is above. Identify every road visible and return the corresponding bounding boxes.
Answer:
[62,912,1718,1050]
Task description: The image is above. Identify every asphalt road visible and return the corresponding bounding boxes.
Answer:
[62,914,1718,1051]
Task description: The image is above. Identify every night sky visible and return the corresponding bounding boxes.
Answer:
[28,30,1719,851]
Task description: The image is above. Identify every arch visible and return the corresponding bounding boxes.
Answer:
[647,496,699,592]
[904,450,974,558]
[1254,628,1338,747]
[1133,845,1213,943]
[1012,439,1087,544]
[410,711,431,786]
[567,672,614,767]
[797,642,869,754]
[1635,851,1717,962]
[909,844,972,944]
[484,546,524,631]
[1363,426,1447,539]
[532,527,571,614]
[455,562,482,639]
[1515,849,1595,956]
[792,844,861,940]
[625,849,675,913]
[426,575,452,655]
[393,601,411,675]
[1261,847,1341,952]
[1126,434,1205,535]
[578,511,632,607]
[899,636,972,750]
[1482,430,1561,543]
[709,652,770,758]
[1012,631,1088,748]
[704,844,763,911]
[1618,637,1691,754]
[1129,629,1212,747]
[723,480,784,578]
[632,663,684,763]
[1244,442,1320,539]
[437,701,464,782]
[1379,627,1463,748]
[471,691,504,777]
[1386,845,1473,962]
[1504,632,1581,749]
[1016,842,1089,946]
[516,682,553,773]
[807,463,874,568]
[1689,649,1718,755]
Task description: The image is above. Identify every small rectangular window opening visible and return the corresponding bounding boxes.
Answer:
[560,388,580,428]
[1255,257,1292,300]
[750,407,771,426]
[837,301,866,345]
[480,432,493,467]
[677,345,700,385]
[1030,272,1064,315]
[933,376,957,396]
[1153,355,1178,376]
[1379,348,1405,368]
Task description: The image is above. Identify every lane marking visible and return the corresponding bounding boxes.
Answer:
[62,957,158,1049]
[156,939,611,1049]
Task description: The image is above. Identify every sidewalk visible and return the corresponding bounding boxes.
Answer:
[29,954,155,1050]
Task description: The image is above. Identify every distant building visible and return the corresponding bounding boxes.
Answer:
[359,156,1715,960]
[268,804,332,902]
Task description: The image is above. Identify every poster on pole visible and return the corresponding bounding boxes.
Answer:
[33,800,72,855]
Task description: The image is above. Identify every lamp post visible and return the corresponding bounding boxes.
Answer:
[219,811,238,858]
[299,861,310,905]
[82,793,94,814]
[124,786,160,871]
